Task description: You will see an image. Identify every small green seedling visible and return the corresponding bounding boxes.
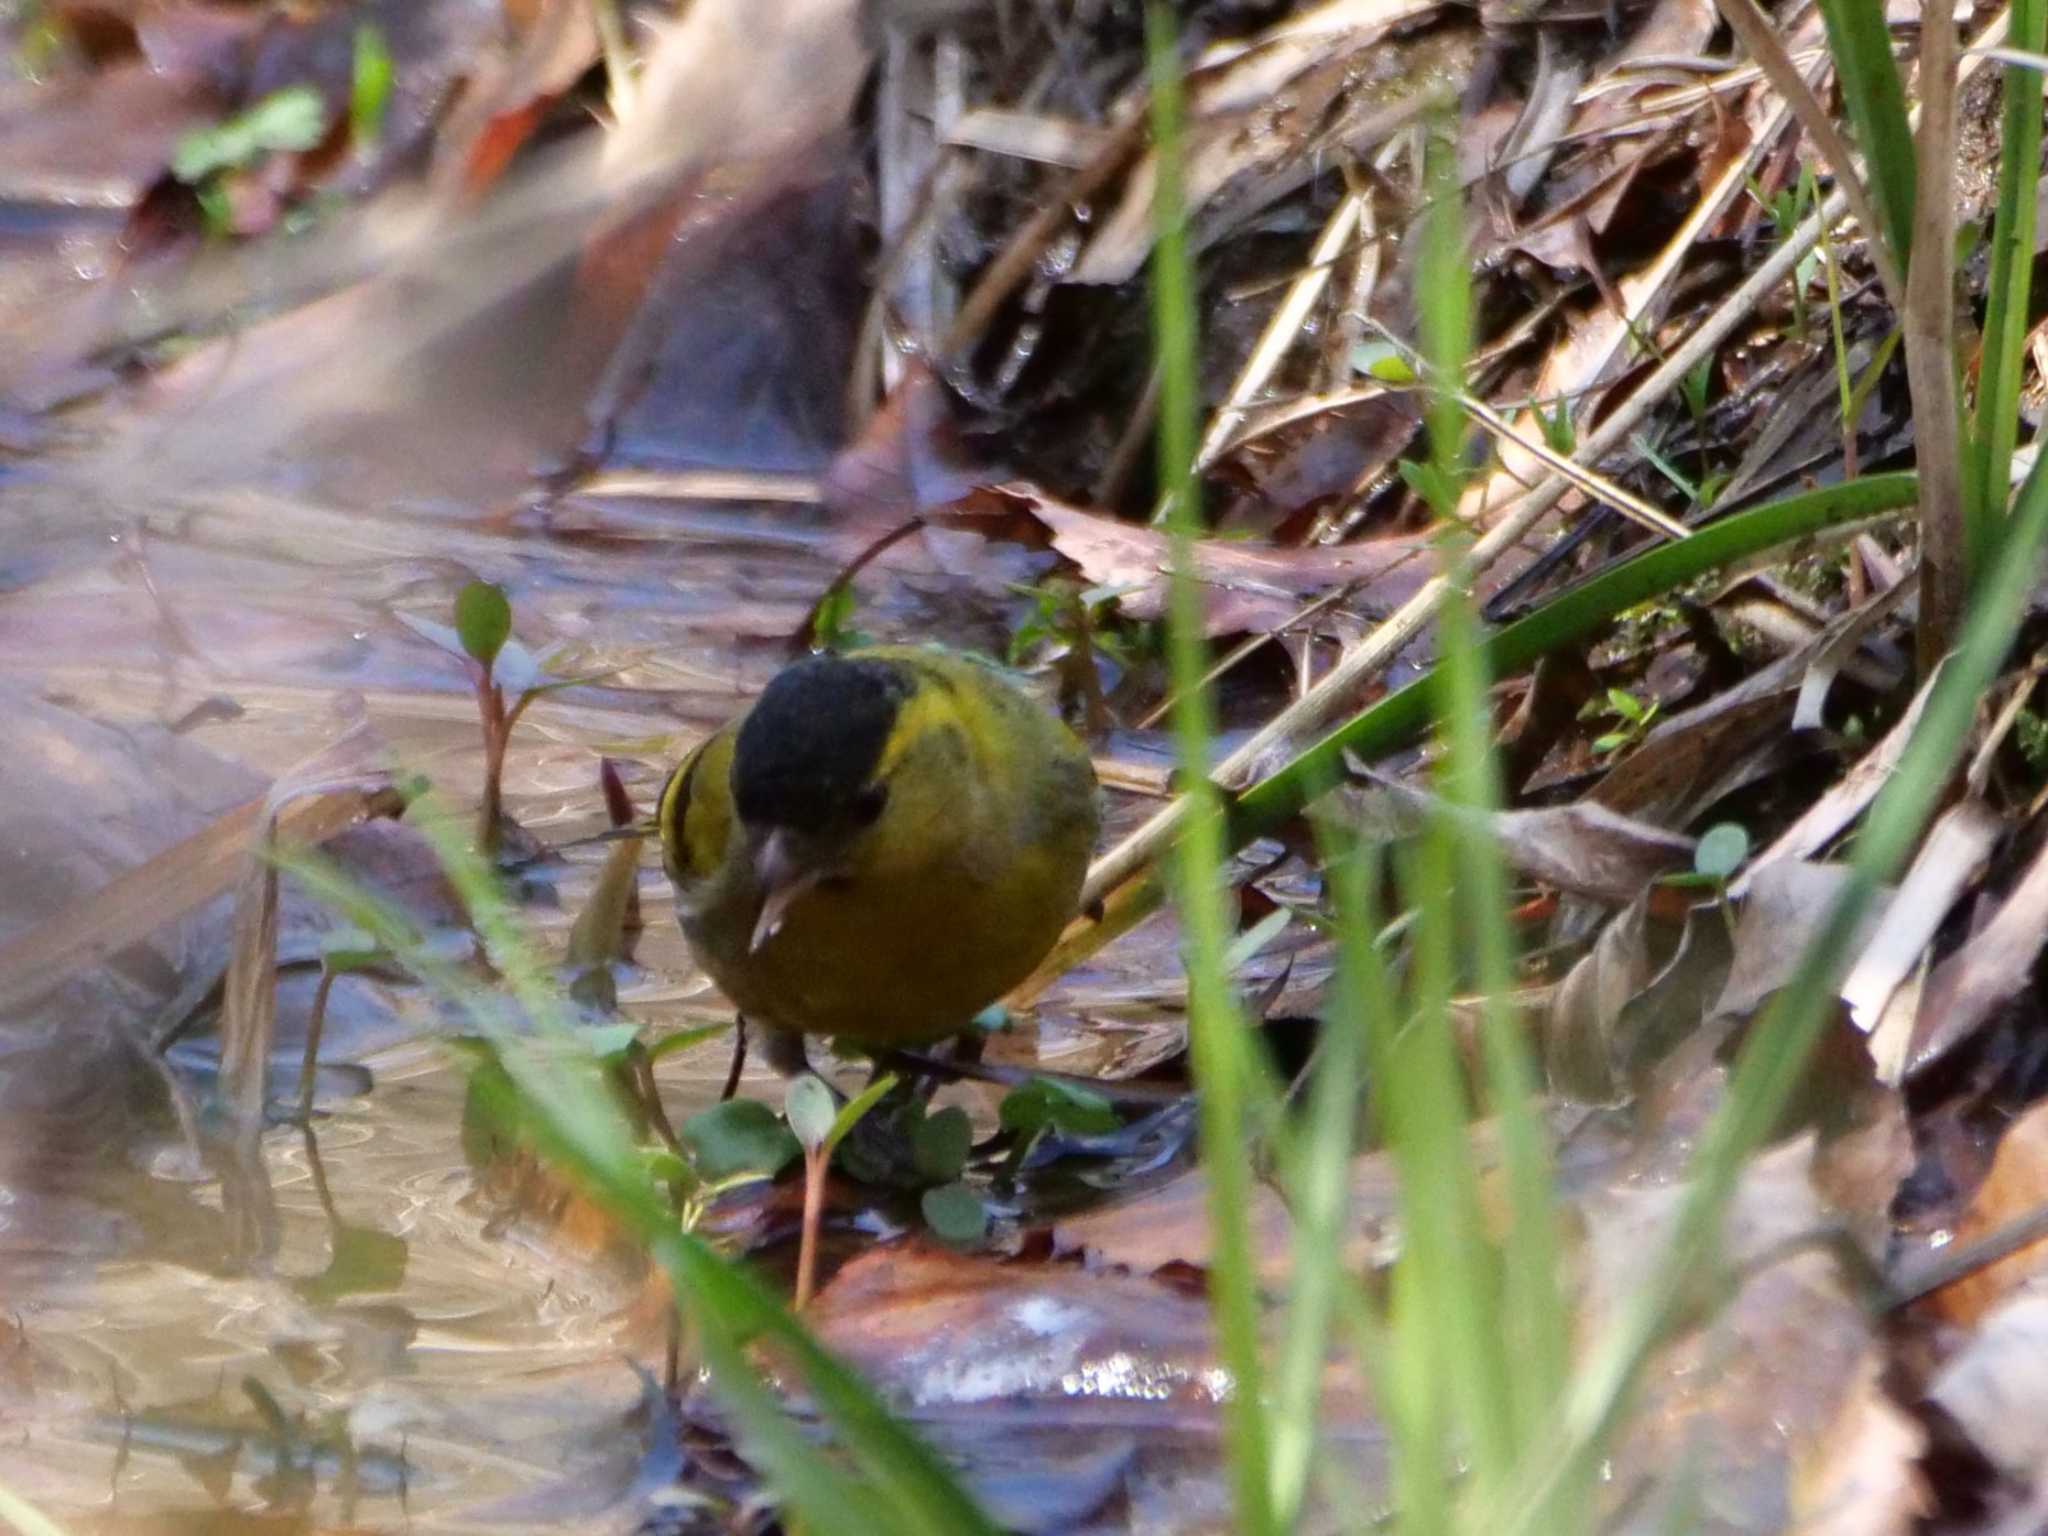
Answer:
[401,579,613,860]
[1535,395,1576,455]
[920,1181,989,1245]
[787,1072,901,1307]
[350,24,393,159]
[173,85,330,234]
[1660,822,1751,942]
[174,85,329,184]
[808,584,872,654]
[1588,686,1660,755]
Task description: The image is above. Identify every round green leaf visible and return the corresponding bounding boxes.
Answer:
[454,580,512,670]
[680,1098,800,1181]
[785,1073,839,1153]
[912,1106,973,1183]
[1694,822,1751,881]
[921,1181,988,1245]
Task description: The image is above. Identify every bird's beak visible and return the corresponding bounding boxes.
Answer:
[749,828,823,953]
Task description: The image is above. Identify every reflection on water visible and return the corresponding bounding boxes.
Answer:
[0,446,831,1528]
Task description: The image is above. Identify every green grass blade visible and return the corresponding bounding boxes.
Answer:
[1814,0,1916,269]
[1435,575,1573,1516]
[1270,826,1378,1526]
[1413,131,1572,1508]
[1970,4,2046,559]
[1144,4,1278,1529]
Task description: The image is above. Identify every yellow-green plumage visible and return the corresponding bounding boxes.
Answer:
[658,646,1098,1047]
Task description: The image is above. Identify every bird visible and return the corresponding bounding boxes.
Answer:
[657,645,1099,1071]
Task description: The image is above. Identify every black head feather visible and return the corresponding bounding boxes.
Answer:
[732,655,914,834]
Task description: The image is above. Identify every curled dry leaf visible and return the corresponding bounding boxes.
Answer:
[1546,893,1737,1102]
[1710,860,1882,1024]
[1847,798,2000,1075]
[1347,779,1696,904]
[1733,660,1944,900]
[986,482,1433,640]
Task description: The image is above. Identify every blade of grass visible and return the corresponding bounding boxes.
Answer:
[1143,5,1279,1531]
[1486,420,2048,1536]
[1269,824,1377,1527]
[1813,0,1916,266]
[1970,2,2046,557]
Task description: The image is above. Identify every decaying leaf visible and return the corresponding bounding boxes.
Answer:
[1348,779,1697,904]
[1905,827,2048,1080]
[1588,1137,1889,1536]
[1919,1099,2048,1328]
[1785,1357,1927,1536]
[1927,1291,2048,1486]
[989,482,1432,640]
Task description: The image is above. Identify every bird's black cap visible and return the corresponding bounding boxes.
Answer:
[732,655,914,834]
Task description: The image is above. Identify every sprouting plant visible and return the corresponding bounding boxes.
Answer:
[2016,707,2048,779]
[1009,577,1137,732]
[996,1075,1118,1170]
[350,24,393,160]
[401,579,613,860]
[1587,685,1659,755]
[1535,395,1575,456]
[173,85,329,235]
[809,583,872,654]
[786,1072,901,1307]
[1745,163,1821,336]
[296,926,382,1121]
[1660,822,1751,942]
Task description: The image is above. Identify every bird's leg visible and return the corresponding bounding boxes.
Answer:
[719,1017,749,1102]
[760,1025,812,1078]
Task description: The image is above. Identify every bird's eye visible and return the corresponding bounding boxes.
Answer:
[851,783,888,825]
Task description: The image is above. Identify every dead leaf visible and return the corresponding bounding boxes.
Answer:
[1847,797,2000,1072]
[1348,779,1697,903]
[1920,1098,2048,1327]
[1711,860,1883,1024]
[987,483,1432,640]
[1905,826,2048,1079]
[1588,1137,1887,1535]
[795,1241,1381,1534]
[1927,1291,2048,1483]
[1785,1357,1927,1536]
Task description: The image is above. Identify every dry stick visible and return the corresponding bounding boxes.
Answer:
[1078,17,2008,910]
[1908,0,1967,671]
[1711,0,1906,315]
[1191,191,1367,474]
